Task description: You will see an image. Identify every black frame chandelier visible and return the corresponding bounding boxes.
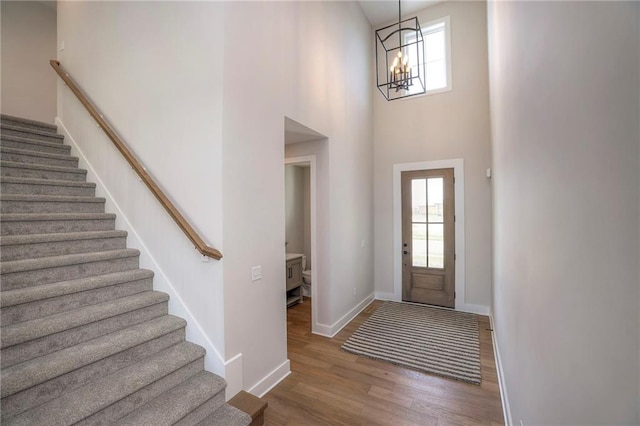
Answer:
[375,0,426,101]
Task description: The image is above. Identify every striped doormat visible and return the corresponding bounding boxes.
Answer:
[342,301,481,384]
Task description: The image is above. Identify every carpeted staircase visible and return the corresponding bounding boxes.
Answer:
[0,114,252,425]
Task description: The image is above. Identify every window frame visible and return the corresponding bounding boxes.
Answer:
[402,16,452,100]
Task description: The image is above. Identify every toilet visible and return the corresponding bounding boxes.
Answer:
[301,255,312,297]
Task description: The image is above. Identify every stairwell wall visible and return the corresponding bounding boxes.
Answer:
[56,0,226,378]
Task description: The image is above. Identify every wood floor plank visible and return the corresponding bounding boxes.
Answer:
[262,298,504,425]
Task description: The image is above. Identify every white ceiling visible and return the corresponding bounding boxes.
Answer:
[357,0,443,26]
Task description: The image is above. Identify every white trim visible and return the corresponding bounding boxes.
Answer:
[400,15,453,100]
[313,293,375,338]
[224,353,243,401]
[393,159,476,312]
[490,313,513,426]
[247,359,291,398]
[374,291,395,301]
[284,155,319,334]
[56,117,227,375]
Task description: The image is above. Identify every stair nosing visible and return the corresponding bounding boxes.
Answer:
[0,194,106,203]
[0,230,127,246]
[6,342,205,425]
[0,212,116,222]
[0,315,187,398]
[1,290,170,348]
[1,268,153,307]
[1,248,140,274]
[0,176,95,187]
[0,160,87,174]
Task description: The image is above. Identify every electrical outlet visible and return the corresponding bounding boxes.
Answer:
[361,239,365,248]
[353,287,357,296]
[251,266,262,282]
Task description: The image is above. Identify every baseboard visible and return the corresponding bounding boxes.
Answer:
[457,303,490,316]
[314,293,375,338]
[490,312,513,426]
[247,359,291,398]
[374,291,395,301]
[224,353,243,402]
[56,117,227,376]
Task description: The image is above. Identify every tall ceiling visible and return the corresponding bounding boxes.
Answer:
[357,0,443,26]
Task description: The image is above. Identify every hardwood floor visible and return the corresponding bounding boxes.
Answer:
[262,299,504,426]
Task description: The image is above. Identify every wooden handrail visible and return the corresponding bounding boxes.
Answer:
[50,60,222,260]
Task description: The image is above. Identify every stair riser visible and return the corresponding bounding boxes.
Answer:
[1,217,115,236]
[1,235,127,261]
[1,139,70,155]
[0,118,56,133]
[176,393,226,426]
[1,128,63,143]
[2,255,140,290]
[0,200,105,214]
[0,151,78,168]
[78,358,205,426]
[0,164,87,182]
[1,277,152,325]
[1,329,186,419]
[1,302,168,368]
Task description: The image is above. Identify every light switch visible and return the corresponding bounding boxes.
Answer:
[251,266,262,282]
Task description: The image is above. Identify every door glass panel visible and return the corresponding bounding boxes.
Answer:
[411,179,426,222]
[428,224,444,268]
[427,177,444,222]
[412,223,427,267]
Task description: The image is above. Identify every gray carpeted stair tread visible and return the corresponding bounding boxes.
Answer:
[0,176,95,188]
[115,371,226,426]
[198,404,252,426]
[1,290,169,348]
[0,160,87,181]
[1,248,139,274]
[0,123,63,142]
[0,194,105,214]
[1,268,154,325]
[1,315,187,399]
[0,229,127,261]
[1,134,71,154]
[0,147,78,168]
[1,248,141,290]
[1,267,151,307]
[5,342,206,426]
[1,230,125,247]
[0,114,57,131]
[1,212,116,236]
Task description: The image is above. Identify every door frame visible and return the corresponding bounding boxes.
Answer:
[393,159,466,311]
[284,155,319,333]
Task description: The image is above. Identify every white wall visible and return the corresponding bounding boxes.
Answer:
[488,1,640,424]
[373,1,492,310]
[221,1,374,394]
[1,1,56,123]
[56,0,226,379]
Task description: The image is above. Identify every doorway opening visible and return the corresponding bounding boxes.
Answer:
[284,117,326,337]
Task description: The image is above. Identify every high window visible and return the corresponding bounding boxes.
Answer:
[405,16,451,96]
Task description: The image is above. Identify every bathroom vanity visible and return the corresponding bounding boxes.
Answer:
[285,254,303,307]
